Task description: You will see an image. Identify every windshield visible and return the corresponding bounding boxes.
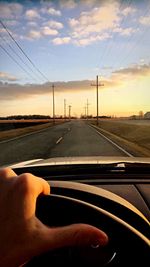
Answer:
[0,0,150,167]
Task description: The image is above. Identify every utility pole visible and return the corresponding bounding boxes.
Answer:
[68,105,72,120]
[87,99,90,120]
[83,106,87,119]
[64,99,66,121]
[91,75,104,125]
[50,84,56,125]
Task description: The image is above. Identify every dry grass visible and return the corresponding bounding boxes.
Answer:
[0,120,64,142]
[91,119,150,157]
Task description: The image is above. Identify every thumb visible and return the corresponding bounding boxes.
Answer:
[36,223,108,253]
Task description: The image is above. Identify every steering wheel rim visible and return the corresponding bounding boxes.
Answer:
[26,181,150,267]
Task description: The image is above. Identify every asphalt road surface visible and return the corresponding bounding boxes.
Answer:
[0,120,129,166]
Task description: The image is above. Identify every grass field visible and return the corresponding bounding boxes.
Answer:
[0,119,51,131]
[90,119,150,157]
[0,119,65,142]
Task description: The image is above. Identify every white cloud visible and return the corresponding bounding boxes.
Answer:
[121,28,135,36]
[69,2,120,38]
[0,72,18,81]
[46,20,63,29]
[47,8,61,16]
[25,9,40,20]
[27,30,42,40]
[122,7,136,16]
[0,2,23,19]
[52,37,71,45]
[42,26,58,36]
[74,33,110,46]
[60,0,77,9]
[69,18,79,27]
[25,25,59,40]
[140,16,150,26]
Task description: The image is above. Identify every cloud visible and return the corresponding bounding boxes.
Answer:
[74,32,110,46]
[25,9,40,20]
[0,81,85,100]
[0,2,23,19]
[42,26,58,36]
[139,16,150,26]
[60,0,77,9]
[47,8,61,16]
[0,72,18,81]
[122,6,136,16]
[114,27,136,36]
[46,20,63,29]
[1,63,149,100]
[0,78,121,101]
[69,2,120,38]
[80,0,99,7]
[26,26,59,40]
[113,64,150,77]
[52,37,71,45]
[27,30,42,40]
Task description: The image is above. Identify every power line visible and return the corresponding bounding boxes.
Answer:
[0,19,49,82]
[106,0,133,65]
[0,43,38,81]
[115,4,150,68]
[97,0,131,70]
[0,34,39,82]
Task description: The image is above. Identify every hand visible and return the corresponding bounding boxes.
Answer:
[0,168,108,267]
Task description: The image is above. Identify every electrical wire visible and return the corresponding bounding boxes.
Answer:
[0,43,38,81]
[0,19,49,82]
[0,34,39,82]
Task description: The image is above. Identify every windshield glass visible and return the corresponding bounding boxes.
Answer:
[0,0,150,167]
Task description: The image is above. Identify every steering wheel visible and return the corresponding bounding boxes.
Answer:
[26,181,150,267]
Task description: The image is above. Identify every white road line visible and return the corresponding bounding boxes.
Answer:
[56,137,63,144]
[89,124,133,157]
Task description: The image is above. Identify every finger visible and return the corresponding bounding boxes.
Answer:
[34,223,108,254]
[0,167,17,179]
[32,176,50,196]
[18,173,50,196]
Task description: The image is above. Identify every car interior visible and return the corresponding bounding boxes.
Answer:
[12,159,150,267]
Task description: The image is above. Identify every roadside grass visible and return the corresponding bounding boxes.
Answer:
[90,119,150,157]
[0,120,65,142]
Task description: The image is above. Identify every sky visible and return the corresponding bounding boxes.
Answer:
[0,0,150,117]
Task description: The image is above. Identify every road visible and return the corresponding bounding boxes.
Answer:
[0,120,130,166]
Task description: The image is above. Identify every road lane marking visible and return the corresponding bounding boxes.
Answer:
[56,137,63,144]
[89,124,133,157]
